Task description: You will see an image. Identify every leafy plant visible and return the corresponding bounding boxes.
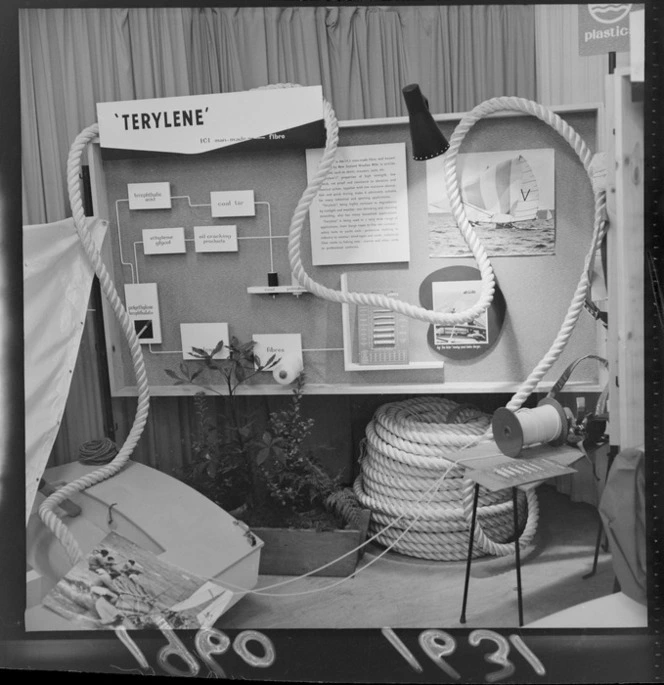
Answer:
[166,338,353,529]
[256,374,342,515]
[165,337,278,510]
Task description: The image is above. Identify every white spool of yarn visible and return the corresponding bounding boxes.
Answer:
[272,354,303,385]
[492,398,568,458]
[515,404,563,445]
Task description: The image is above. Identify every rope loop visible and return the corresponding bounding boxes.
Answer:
[250,83,498,327]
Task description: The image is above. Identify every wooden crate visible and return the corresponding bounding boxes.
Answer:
[254,509,371,577]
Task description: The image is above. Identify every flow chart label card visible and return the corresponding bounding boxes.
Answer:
[124,283,162,344]
[180,323,230,360]
[127,182,172,210]
[252,333,302,370]
[142,227,186,255]
[210,190,255,217]
[194,225,238,252]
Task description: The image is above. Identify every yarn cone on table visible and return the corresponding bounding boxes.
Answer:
[353,397,532,561]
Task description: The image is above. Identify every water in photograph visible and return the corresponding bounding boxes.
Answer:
[428,212,556,258]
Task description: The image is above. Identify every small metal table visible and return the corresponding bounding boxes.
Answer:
[457,447,582,626]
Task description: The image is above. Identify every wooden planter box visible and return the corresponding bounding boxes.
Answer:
[253,509,371,577]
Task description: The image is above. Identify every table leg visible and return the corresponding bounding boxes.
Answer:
[584,446,618,580]
[460,483,480,624]
[513,487,524,627]
[583,519,605,579]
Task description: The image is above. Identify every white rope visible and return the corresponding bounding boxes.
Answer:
[353,397,535,561]
[38,123,151,564]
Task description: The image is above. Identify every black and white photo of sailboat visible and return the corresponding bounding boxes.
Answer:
[427,148,556,257]
[462,154,539,226]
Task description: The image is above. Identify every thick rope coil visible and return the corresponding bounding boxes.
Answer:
[353,397,532,561]
[355,476,512,522]
[38,123,151,565]
[365,494,528,561]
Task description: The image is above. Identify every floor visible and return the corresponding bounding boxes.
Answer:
[220,485,618,629]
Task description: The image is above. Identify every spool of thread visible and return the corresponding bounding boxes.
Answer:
[492,398,567,458]
[272,354,303,385]
[267,272,279,287]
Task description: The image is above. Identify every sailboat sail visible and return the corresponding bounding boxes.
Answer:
[462,155,539,224]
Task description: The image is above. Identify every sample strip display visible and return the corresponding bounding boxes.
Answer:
[357,299,409,365]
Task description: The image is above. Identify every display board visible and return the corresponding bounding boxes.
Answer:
[88,106,603,396]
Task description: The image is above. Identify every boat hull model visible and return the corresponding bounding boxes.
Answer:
[25,460,263,631]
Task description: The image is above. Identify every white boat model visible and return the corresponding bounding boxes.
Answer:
[25,460,264,631]
[461,155,539,226]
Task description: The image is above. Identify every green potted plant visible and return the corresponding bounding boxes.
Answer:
[165,338,370,577]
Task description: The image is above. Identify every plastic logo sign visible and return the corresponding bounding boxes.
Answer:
[578,4,643,56]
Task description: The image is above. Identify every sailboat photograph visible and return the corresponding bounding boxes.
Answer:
[427,148,556,258]
[432,280,489,348]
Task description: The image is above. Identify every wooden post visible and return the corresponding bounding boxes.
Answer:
[605,69,645,452]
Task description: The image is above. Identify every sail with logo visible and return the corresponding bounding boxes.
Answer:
[461,155,541,227]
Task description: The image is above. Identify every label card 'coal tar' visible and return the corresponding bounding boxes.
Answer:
[124,283,162,344]
[210,190,255,218]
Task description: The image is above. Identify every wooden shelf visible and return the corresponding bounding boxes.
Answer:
[111,380,604,397]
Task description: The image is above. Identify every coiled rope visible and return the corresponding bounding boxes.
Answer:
[38,123,151,565]
[353,397,529,560]
[78,438,119,466]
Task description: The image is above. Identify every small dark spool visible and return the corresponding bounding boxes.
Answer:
[267,272,279,287]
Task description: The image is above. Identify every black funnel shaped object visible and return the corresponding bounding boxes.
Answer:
[402,83,449,161]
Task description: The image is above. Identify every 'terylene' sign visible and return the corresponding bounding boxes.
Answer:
[578,4,644,56]
[96,86,324,155]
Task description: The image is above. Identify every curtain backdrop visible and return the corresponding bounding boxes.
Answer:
[20,5,538,478]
